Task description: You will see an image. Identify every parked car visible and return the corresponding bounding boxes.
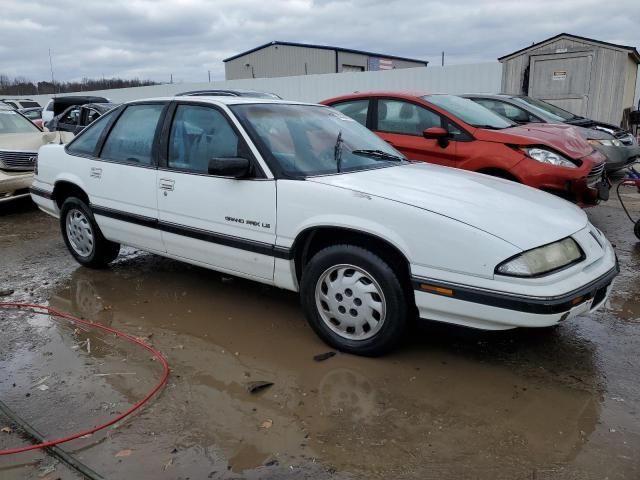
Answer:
[1,98,41,109]
[322,92,608,206]
[0,109,73,203]
[48,103,120,134]
[18,107,44,129]
[177,89,282,99]
[42,96,110,126]
[463,94,640,172]
[30,97,617,355]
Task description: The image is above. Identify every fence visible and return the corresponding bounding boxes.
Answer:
[2,62,503,105]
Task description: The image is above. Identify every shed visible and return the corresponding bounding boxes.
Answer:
[499,33,640,125]
[224,41,428,81]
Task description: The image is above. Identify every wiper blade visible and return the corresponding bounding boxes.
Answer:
[334,130,344,173]
[351,149,404,162]
[471,124,504,130]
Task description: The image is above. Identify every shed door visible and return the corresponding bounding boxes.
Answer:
[528,52,594,116]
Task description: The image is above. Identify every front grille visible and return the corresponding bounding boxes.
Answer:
[586,162,605,186]
[0,150,37,171]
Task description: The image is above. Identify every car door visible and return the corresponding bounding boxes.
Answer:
[86,102,166,253]
[372,98,460,166]
[157,101,276,280]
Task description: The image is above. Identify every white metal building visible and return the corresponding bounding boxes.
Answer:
[499,33,640,125]
[224,41,428,80]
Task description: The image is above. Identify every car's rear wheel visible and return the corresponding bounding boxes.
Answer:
[60,197,120,268]
[300,245,408,356]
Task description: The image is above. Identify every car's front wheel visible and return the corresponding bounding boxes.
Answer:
[300,245,408,356]
[60,197,120,268]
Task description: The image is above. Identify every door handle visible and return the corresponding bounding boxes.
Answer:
[90,167,102,179]
[159,179,175,191]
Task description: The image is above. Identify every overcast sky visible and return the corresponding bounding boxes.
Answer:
[1,0,639,84]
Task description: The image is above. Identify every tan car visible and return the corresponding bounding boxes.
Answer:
[0,108,73,203]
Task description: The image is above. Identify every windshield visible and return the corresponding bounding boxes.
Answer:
[512,96,577,121]
[423,94,515,129]
[231,104,406,177]
[0,110,41,134]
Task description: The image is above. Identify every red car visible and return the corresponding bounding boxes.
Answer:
[321,92,608,206]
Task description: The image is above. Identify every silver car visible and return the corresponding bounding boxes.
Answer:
[464,94,640,172]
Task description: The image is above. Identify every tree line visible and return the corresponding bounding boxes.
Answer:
[0,74,159,96]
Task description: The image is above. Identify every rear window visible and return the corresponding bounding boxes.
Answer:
[19,101,41,108]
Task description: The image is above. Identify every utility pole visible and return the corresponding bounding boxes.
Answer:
[170,73,173,84]
[208,70,211,82]
[441,51,445,67]
[48,48,56,94]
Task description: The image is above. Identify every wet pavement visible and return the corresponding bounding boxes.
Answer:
[0,190,639,479]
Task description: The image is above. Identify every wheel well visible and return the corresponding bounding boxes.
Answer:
[477,168,520,182]
[292,227,412,293]
[53,181,89,208]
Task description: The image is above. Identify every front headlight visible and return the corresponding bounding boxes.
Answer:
[521,147,577,168]
[588,138,623,147]
[496,237,583,277]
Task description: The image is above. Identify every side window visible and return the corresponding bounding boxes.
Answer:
[60,107,80,124]
[87,109,101,124]
[168,105,239,173]
[101,104,164,165]
[331,100,369,126]
[377,99,441,135]
[45,101,54,112]
[66,110,117,156]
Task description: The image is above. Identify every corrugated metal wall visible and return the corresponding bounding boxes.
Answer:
[5,62,503,106]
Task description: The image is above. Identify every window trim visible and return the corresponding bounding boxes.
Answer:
[371,97,473,141]
[94,102,169,168]
[157,100,267,179]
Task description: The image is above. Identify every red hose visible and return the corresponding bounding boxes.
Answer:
[0,302,169,455]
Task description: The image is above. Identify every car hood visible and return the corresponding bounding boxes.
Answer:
[309,163,588,251]
[474,123,593,159]
[0,131,74,150]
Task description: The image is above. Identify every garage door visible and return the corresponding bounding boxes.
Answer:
[529,52,593,116]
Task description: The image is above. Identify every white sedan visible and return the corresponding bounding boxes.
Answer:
[30,97,618,355]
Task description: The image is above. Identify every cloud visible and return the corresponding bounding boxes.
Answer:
[0,0,638,83]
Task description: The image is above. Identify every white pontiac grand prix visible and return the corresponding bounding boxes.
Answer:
[30,97,618,356]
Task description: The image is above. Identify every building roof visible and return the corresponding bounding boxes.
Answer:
[498,33,640,64]
[223,41,428,65]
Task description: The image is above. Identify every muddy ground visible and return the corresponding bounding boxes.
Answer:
[0,186,639,479]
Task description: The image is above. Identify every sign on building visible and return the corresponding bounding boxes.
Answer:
[368,57,394,71]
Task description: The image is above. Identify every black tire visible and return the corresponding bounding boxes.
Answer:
[300,245,408,356]
[60,197,120,268]
[635,219,640,241]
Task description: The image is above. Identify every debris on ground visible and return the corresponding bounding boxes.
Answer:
[0,288,14,296]
[115,449,133,458]
[313,351,336,362]
[260,419,273,429]
[245,381,274,394]
[36,384,49,391]
[1,426,13,433]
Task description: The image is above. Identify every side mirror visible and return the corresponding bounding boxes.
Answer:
[423,127,449,139]
[208,157,250,178]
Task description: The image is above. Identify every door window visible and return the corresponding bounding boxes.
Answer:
[60,107,80,125]
[168,105,239,173]
[86,109,102,124]
[377,99,441,135]
[100,104,164,165]
[331,100,369,126]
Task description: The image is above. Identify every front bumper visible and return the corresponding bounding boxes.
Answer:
[594,144,640,172]
[0,169,33,203]
[413,265,617,330]
[411,225,618,330]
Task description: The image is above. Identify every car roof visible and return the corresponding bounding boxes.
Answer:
[128,96,317,107]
